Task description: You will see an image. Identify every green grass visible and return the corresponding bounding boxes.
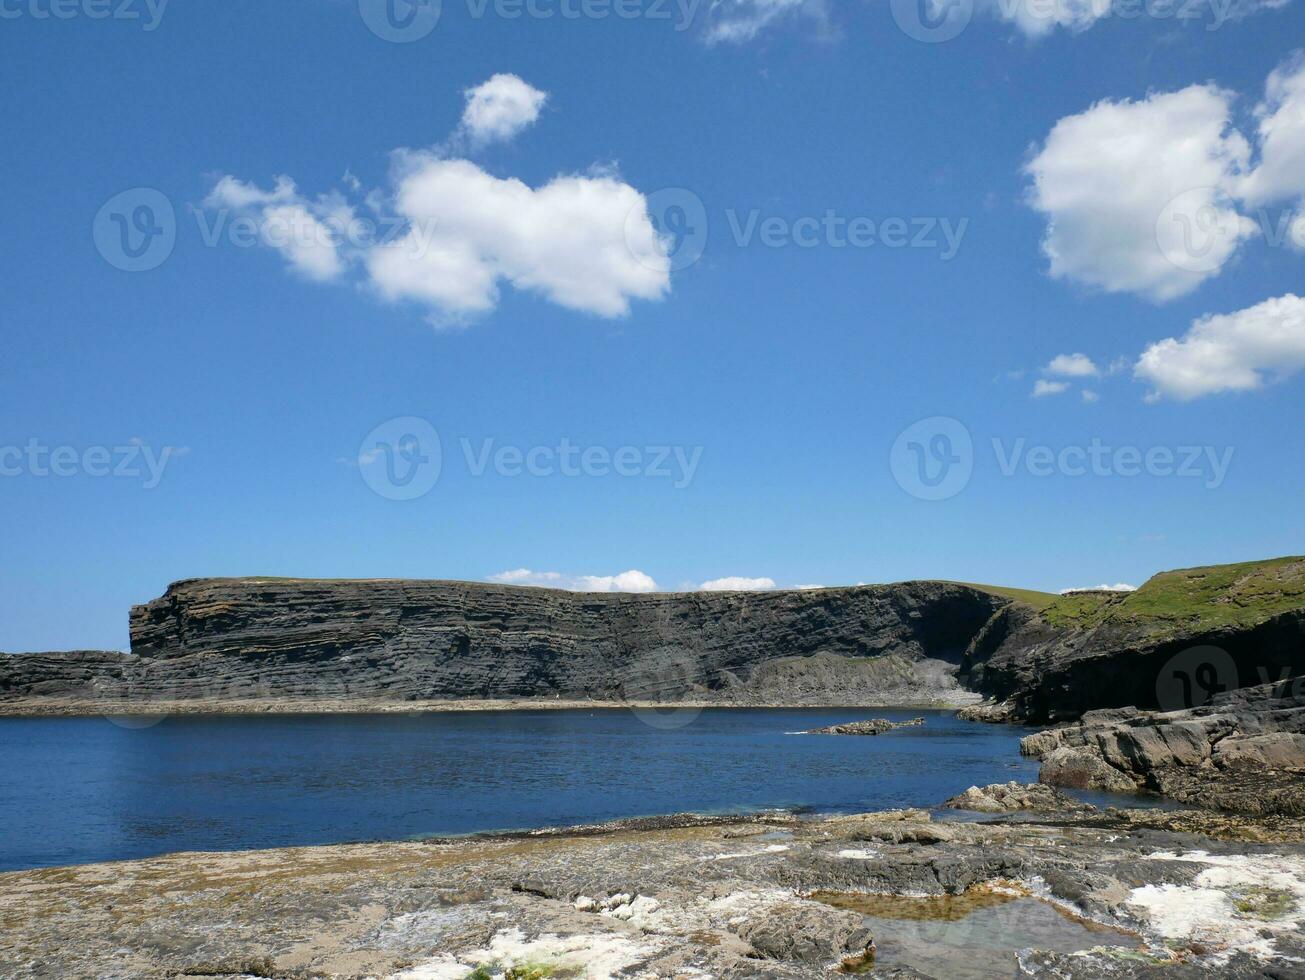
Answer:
[935,582,1059,610]
[1041,556,1305,635]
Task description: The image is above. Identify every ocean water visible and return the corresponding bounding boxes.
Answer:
[0,707,1044,872]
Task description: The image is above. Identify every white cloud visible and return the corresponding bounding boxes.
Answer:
[1025,84,1255,302]
[205,81,671,323]
[1081,389,1100,403]
[698,576,777,591]
[1046,352,1099,377]
[990,0,1114,38]
[1058,583,1137,594]
[1238,56,1305,208]
[1134,293,1305,401]
[368,155,669,320]
[704,0,815,43]
[1032,379,1070,397]
[488,569,659,592]
[459,74,547,146]
[793,583,825,590]
[205,177,346,282]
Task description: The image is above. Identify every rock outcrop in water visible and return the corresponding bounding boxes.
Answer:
[1024,679,1305,817]
[0,578,1008,708]
[804,717,925,735]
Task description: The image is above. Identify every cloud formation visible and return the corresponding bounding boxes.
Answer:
[1058,583,1137,594]
[458,74,547,146]
[204,76,671,324]
[698,576,777,591]
[1046,353,1099,377]
[1032,379,1070,397]
[489,568,660,592]
[1027,56,1305,302]
[1134,293,1305,400]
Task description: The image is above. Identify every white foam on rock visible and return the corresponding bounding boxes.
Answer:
[1124,851,1305,962]
[390,926,659,980]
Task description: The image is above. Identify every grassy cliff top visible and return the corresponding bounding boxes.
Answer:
[1040,556,1305,634]
[934,582,1059,609]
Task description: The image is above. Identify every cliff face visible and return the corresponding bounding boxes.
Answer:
[965,557,1305,723]
[2,579,1010,706]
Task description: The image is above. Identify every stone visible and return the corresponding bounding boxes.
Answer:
[1038,747,1139,794]
[942,781,1094,813]
[731,902,874,964]
[804,718,925,736]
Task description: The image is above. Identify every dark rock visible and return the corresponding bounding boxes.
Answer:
[2,579,1008,708]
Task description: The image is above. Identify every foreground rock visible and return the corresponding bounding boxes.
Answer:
[1,579,1009,712]
[1025,679,1305,817]
[805,717,925,735]
[2,805,1304,978]
[942,781,1093,813]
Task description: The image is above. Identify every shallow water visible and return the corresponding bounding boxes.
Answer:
[819,889,1141,978]
[0,707,1049,871]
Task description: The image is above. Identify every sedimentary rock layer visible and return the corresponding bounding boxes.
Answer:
[1,578,1008,706]
[963,557,1305,723]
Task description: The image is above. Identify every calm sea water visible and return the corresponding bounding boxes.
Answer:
[0,708,1041,872]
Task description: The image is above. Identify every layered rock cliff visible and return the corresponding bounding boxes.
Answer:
[963,556,1305,724]
[1,578,1010,707]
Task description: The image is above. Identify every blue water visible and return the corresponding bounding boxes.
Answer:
[0,708,1041,872]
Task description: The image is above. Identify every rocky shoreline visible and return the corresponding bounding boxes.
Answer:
[4,796,1304,978]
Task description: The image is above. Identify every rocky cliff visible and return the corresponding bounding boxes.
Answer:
[1,578,1010,707]
[963,556,1305,724]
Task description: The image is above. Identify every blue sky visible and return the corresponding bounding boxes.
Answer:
[3,0,1305,650]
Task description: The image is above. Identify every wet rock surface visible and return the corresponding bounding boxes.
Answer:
[2,805,1304,979]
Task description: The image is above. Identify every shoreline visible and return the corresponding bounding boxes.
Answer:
[0,695,981,718]
[4,800,1303,978]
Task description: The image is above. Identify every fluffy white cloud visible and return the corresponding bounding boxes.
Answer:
[1046,352,1099,377]
[793,583,825,590]
[1134,293,1305,400]
[1032,379,1070,397]
[368,155,669,320]
[698,576,777,591]
[1027,57,1305,301]
[1058,583,1137,594]
[1026,84,1255,302]
[489,569,659,592]
[205,176,346,282]
[459,74,547,145]
[990,0,1113,38]
[1238,56,1305,208]
[205,79,671,323]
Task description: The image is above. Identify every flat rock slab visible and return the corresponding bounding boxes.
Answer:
[3,807,1305,978]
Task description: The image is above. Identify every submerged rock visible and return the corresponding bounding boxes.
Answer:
[806,718,926,736]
